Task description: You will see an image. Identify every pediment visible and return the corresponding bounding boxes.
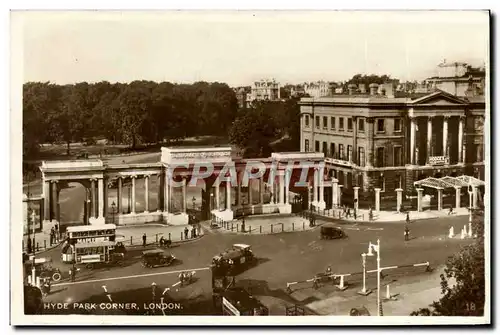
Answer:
[410,90,467,106]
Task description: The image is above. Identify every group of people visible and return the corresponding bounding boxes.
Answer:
[342,205,357,220]
[140,226,198,248]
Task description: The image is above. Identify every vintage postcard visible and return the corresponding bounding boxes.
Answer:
[10,10,490,325]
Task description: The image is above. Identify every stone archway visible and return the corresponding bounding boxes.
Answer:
[57,179,91,225]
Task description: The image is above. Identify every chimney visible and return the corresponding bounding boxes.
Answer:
[383,83,395,98]
[348,84,357,95]
[369,83,379,95]
[359,83,366,94]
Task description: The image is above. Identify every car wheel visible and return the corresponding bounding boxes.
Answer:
[52,272,62,282]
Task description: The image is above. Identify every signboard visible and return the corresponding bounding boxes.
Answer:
[429,156,450,166]
[222,297,240,316]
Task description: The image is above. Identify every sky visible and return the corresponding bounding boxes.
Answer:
[16,10,489,87]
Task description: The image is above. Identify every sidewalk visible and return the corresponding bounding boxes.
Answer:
[313,207,471,223]
[116,222,204,246]
[204,214,314,235]
[304,266,448,316]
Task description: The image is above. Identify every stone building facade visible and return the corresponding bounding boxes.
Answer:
[299,88,485,208]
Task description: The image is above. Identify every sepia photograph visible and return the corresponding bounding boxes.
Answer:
[10,10,490,325]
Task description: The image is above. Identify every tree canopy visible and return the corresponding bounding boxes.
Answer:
[23,81,238,157]
[228,99,301,158]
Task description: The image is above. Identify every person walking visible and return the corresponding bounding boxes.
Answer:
[368,207,373,221]
[55,224,59,242]
[406,212,410,225]
[184,227,189,240]
[142,233,147,247]
[346,208,351,219]
[404,225,410,241]
[50,227,55,246]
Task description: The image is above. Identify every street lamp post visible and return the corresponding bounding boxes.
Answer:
[358,253,372,296]
[111,201,116,224]
[366,239,382,316]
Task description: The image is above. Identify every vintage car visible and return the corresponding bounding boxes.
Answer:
[211,244,255,275]
[141,249,176,268]
[24,257,62,282]
[320,225,346,240]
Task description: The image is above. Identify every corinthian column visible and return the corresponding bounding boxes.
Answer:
[443,116,449,157]
[426,116,433,164]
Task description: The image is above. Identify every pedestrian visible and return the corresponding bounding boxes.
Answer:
[448,206,454,215]
[193,227,197,238]
[50,227,55,246]
[404,225,410,241]
[406,212,410,225]
[184,227,189,240]
[55,224,59,242]
[369,207,373,221]
[142,233,147,247]
[346,208,351,218]
[190,228,194,239]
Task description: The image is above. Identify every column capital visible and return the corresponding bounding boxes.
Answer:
[51,180,59,184]
[459,115,466,121]
[144,174,151,178]
[443,115,450,121]
[130,175,138,179]
[427,115,434,120]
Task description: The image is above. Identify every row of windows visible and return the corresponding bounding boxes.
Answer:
[304,140,403,167]
[304,115,402,133]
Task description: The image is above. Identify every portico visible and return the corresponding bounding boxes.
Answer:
[413,175,485,212]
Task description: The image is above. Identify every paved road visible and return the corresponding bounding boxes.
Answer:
[34,214,472,315]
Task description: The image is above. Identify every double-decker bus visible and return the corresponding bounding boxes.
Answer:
[61,224,118,263]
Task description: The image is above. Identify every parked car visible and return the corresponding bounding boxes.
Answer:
[141,249,176,268]
[320,225,346,240]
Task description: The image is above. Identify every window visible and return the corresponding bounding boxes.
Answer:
[377,119,385,132]
[315,116,320,129]
[394,118,401,132]
[323,116,328,129]
[305,115,310,127]
[315,140,320,152]
[358,118,365,131]
[347,118,353,131]
[305,139,309,152]
[331,117,335,129]
[393,146,402,167]
[339,144,345,160]
[330,143,335,158]
[378,175,386,192]
[376,147,385,167]
[358,147,365,167]
[339,118,344,130]
[347,145,353,161]
[358,174,364,188]
[322,141,327,155]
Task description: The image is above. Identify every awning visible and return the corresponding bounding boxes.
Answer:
[414,175,484,190]
[455,175,485,187]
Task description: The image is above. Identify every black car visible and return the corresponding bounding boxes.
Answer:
[141,249,176,268]
[320,225,346,240]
